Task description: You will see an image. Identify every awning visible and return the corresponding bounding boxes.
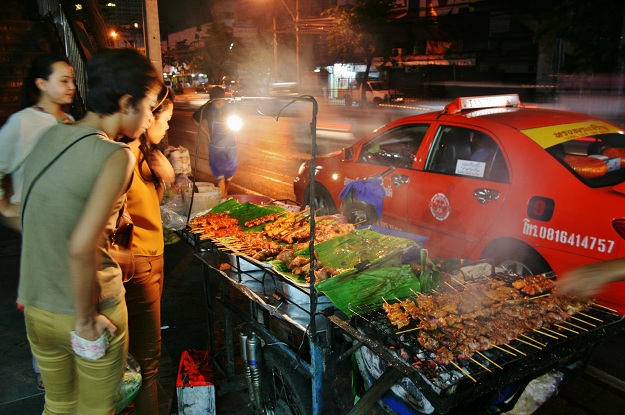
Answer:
[373,54,476,67]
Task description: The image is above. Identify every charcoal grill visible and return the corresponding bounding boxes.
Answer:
[330,276,625,414]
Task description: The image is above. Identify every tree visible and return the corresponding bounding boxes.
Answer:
[537,0,625,73]
[163,23,245,84]
[195,23,240,84]
[162,39,198,75]
[322,0,396,105]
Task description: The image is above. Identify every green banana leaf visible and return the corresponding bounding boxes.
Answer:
[294,228,417,268]
[205,199,286,230]
[316,264,422,316]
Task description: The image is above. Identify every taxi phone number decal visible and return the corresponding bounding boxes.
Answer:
[522,219,615,253]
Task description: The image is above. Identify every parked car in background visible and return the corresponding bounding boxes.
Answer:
[294,94,625,312]
[338,80,404,107]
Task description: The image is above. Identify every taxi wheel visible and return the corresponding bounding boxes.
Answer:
[482,240,551,276]
[303,184,338,216]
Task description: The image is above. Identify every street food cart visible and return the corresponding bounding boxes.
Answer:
[177,207,625,415]
[174,95,625,414]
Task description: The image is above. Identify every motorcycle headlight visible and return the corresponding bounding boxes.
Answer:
[227,114,243,132]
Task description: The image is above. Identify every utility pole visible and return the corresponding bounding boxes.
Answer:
[273,16,278,79]
[295,0,299,84]
[277,0,300,83]
[143,0,162,74]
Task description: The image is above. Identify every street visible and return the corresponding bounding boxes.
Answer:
[167,93,625,202]
[166,97,443,200]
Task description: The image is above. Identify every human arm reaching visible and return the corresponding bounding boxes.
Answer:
[556,258,625,298]
[147,149,175,201]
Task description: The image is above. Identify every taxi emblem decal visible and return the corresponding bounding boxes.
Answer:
[430,193,450,221]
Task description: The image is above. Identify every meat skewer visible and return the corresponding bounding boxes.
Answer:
[382,297,411,329]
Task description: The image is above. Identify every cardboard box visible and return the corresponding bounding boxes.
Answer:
[176,350,216,415]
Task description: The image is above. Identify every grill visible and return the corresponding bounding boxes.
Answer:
[345,272,625,413]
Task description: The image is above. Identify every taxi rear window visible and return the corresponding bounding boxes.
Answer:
[546,133,625,187]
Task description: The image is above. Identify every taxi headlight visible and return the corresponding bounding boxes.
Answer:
[297,161,308,175]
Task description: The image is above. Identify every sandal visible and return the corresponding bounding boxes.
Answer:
[36,373,44,391]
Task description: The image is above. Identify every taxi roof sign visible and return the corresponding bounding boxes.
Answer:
[444,94,521,114]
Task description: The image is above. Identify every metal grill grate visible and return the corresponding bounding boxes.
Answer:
[349,278,624,397]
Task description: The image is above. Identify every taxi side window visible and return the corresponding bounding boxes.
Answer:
[426,126,509,182]
[361,124,429,168]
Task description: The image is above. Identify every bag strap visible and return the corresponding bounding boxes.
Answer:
[21,133,101,228]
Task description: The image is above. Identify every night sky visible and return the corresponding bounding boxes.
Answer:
[157,0,213,34]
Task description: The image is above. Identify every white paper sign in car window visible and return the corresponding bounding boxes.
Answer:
[455,159,486,177]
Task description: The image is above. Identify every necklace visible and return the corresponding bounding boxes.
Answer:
[32,105,71,124]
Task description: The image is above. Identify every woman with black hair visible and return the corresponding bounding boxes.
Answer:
[18,48,162,414]
[117,83,175,415]
[0,54,76,229]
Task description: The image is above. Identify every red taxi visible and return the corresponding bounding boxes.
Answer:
[294,94,625,312]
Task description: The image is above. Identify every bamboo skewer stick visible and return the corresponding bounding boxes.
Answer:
[410,288,422,297]
[396,326,420,335]
[444,281,458,291]
[451,277,467,287]
[513,337,542,350]
[493,344,516,356]
[470,358,492,372]
[579,312,603,322]
[542,327,567,338]
[533,329,559,339]
[504,344,526,356]
[571,316,596,327]
[519,334,546,347]
[476,352,503,370]
[450,361,477,382]
[555,324,579,334]
[591,303,618,314]
[561,321,588,332]
[530,293,551,299]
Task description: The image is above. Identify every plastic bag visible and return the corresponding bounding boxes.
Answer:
[161,205,187,231]
[165,146,192,176]
[115,354,142,413]
[503,370,564,414]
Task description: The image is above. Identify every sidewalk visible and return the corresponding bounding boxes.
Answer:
[0,225,252,415]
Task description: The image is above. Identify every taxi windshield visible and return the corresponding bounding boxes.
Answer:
[546,132,625,187]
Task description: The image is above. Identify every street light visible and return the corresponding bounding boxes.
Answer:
[109,30,133,48]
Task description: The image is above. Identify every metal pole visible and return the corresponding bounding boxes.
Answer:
[277,0,300,83]
[143,0,162,72]
[295,0,300,84]
[273,15,278,80]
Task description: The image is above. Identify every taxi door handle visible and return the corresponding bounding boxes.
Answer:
[391,174,410,187]
[473,188,499,204]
